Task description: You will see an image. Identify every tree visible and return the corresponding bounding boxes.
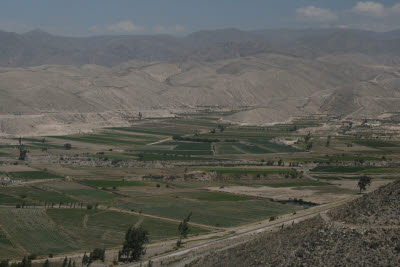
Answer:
[18,146,28,161]
[62,257,68,267]
[64,143,72,150]
[89,248,105,262]
[42,260,49,267]
[177,212,192,247]
[326,136,331,147]
[358,175,372,193]
[138,153,144,161]
[120,226,149,262]
[306,142,313,151]
[0,260,9,267]
[304,132,311,143]
[20,257,31,267]
[82,253,90,266]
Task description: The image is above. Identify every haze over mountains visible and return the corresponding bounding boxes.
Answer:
[0,28,400,135]
[2,27,400,67]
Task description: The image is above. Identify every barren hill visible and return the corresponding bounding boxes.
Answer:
[0,52,399,135]
[189,181,400,266]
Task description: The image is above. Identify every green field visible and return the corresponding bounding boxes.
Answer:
[249,140,303,152]
[110,126,187,136]
[0,226,22,259]
[171,141,211,151]
[0,208,80,256]
[354,139,398,148]
[51,131,163,146]
[0,186,75,204]
[61,189,117,202]
[311,166,383,173]
[81,180,147,188]
[216,142,244,154]
[177,191,254,201]
[46,209,208,249]
[117,193,300,227]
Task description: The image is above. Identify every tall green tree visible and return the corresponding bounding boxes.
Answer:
[61,257,68,267]
[358,175,372,193]
[120,226,149,262]
[177,211,192,247]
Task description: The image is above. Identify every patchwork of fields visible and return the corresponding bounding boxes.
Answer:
[0,114,399,260]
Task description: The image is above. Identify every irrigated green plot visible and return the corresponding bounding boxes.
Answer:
[61,189,117,202]
[216,142,244,154]
[51,131,163,146]
[354,139,398,148]
[234,143,272,154]
[81,180,146,188]
[46,209,208,249]
[0,186,74,204]
[177,191,253,201]
[171,141,211,151]
[249,140,303,152]
[0,193,28,206]
[110,126,187,136]
[0,226,23,259]
[117,194,300,227]
[0,208,80,256]
[311,166,383,173]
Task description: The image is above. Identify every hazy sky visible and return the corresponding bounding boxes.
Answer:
[1,0,400,36]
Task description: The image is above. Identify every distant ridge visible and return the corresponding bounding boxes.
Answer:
[1,27,400,67]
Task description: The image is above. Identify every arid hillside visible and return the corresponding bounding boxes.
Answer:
[189,181,400,266]
[0,52,399,135]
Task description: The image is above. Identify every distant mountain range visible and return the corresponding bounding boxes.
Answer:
[1,28,400,67]
[0,28,400,135]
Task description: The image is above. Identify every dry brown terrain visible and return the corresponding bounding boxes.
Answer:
[0,53,399,136]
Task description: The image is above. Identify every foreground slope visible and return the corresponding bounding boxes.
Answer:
[189,181,400,266]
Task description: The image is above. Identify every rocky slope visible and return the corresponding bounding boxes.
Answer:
[330,180,400,226]
[189,181,400,266]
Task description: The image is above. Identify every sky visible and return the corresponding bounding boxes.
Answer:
[1,0,400,36]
